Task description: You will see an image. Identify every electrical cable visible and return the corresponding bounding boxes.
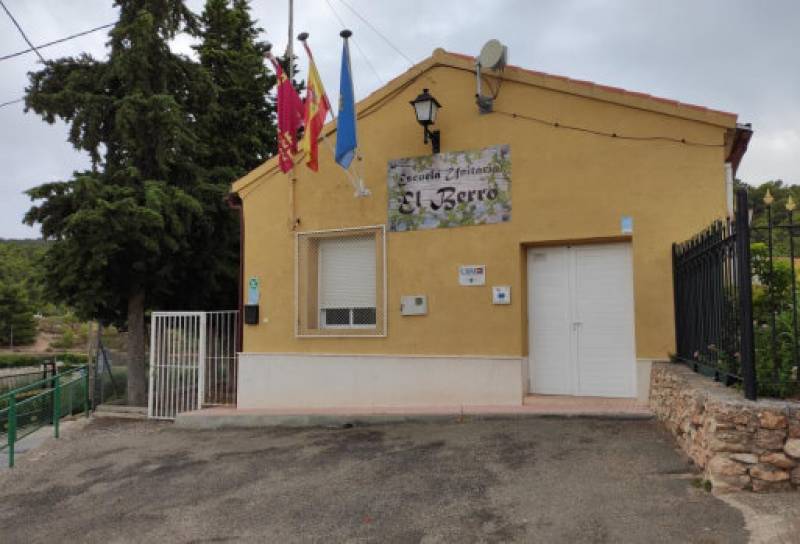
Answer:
[0,21,114,110]
[323,0,384,87]
[0,22,114,62]
[0,97,24,109]
[355,60,724,148]
[493,109,724,147]
[0,0,45,63]
[336,0,414,67]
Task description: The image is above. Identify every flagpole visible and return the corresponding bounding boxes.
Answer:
[297,32,361,195]
[287,0,294,81]
[287,0,298,227]
[265,43,299,230]
[337,30,369,197]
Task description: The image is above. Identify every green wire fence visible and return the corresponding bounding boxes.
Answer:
[0,366,89,468]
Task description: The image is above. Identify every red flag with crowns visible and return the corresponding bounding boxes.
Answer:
[268,56,304,173]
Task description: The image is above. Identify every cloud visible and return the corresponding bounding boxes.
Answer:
[1,0,799,238]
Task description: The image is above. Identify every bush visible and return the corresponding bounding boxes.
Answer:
[52,328,76,349]
[751,243,800,398]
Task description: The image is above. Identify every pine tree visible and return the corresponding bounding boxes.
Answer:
[162,0,277,314]
[0,283,37,347]
[196,0,276,177]
[24,0,214,405]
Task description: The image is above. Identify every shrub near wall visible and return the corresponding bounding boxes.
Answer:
[650,362,800,492]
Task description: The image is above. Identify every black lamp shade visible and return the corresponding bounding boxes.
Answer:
[410,88,441,125]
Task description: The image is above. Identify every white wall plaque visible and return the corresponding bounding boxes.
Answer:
[621,216,633,234]
[459,265,486,286]
[492,286,511,304]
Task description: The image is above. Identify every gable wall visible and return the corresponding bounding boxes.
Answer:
[238,62,731,360]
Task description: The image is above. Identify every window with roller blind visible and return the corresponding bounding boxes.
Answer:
[318,236,376,327]
[295,226,385,336]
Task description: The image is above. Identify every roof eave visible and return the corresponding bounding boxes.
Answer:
[725,123,753,177]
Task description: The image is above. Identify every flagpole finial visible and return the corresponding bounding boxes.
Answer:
[297,32,309,42]
[340,29,352,39]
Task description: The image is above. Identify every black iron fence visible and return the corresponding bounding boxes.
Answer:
[673,188,800,400]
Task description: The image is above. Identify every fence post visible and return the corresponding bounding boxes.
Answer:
[8,396,16,468]
[671,243,681,359]
[198,313,207,411]
[53,374,61,439]
[83,366,90,418]
[735,189,758,400]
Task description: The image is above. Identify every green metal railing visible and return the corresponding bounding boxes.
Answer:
[0,366,89,468]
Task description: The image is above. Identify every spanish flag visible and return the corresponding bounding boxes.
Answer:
[300,46,331,172]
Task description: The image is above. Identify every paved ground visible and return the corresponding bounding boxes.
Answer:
[0,417,752,543]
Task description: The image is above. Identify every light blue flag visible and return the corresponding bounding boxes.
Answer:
[335,37,357,169]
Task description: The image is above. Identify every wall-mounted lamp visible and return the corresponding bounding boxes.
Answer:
[409,88,442,154]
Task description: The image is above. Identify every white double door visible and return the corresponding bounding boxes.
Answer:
[527,243,636,398]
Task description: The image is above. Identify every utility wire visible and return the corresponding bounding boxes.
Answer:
[0,20,114,110]
[0,22,114,62]
[336,0,414,67]
[494,109,724,147]
[0,0,45,63]
[323,0,384,86]
[0,97,24,109]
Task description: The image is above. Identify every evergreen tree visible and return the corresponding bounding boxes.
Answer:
[0,283,37,347]
[164,0,277,313]
[196,0,276,177]
[24,0,214,405]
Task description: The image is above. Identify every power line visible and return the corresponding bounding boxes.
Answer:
[0,22,114,62]
[0,0,45,63]
[494,109,725,147]
[323,0,384,87]
[336,0,414,67]
[0,97,24,109]
[0,20,115,111]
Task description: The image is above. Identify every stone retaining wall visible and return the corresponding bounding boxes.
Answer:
[650,362,800,492]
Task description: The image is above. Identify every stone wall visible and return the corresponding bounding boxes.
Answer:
[650,362,800,492]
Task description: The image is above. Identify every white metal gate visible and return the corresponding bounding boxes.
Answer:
[148,311,239,420]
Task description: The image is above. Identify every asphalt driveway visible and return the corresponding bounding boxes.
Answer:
[0,417,747,543]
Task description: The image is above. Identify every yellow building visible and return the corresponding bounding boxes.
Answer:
[230,48,750,408]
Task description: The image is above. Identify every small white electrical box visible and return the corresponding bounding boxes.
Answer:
[492,286,511,305]
[400,295,428,316]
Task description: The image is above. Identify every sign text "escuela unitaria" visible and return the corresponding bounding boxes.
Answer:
[396,164,503,214]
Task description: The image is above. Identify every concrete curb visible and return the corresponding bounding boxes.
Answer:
[94,404,148,420]
[174,410,654,430]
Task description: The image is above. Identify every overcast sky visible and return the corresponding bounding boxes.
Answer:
[1,0,799,238]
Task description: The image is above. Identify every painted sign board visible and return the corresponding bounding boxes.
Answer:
[387,144,511,231]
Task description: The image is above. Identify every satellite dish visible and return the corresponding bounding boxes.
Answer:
[478,39,507,71]
[475,39,508,114]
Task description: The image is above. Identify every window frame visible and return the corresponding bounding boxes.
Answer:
[295,225,387,338]
[319,308,377,329]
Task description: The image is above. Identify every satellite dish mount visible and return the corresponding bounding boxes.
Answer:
[475,39,507,114]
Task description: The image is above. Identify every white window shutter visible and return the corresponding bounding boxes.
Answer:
[318,237,376,309]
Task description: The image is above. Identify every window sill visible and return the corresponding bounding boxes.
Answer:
[296,328,385,338]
